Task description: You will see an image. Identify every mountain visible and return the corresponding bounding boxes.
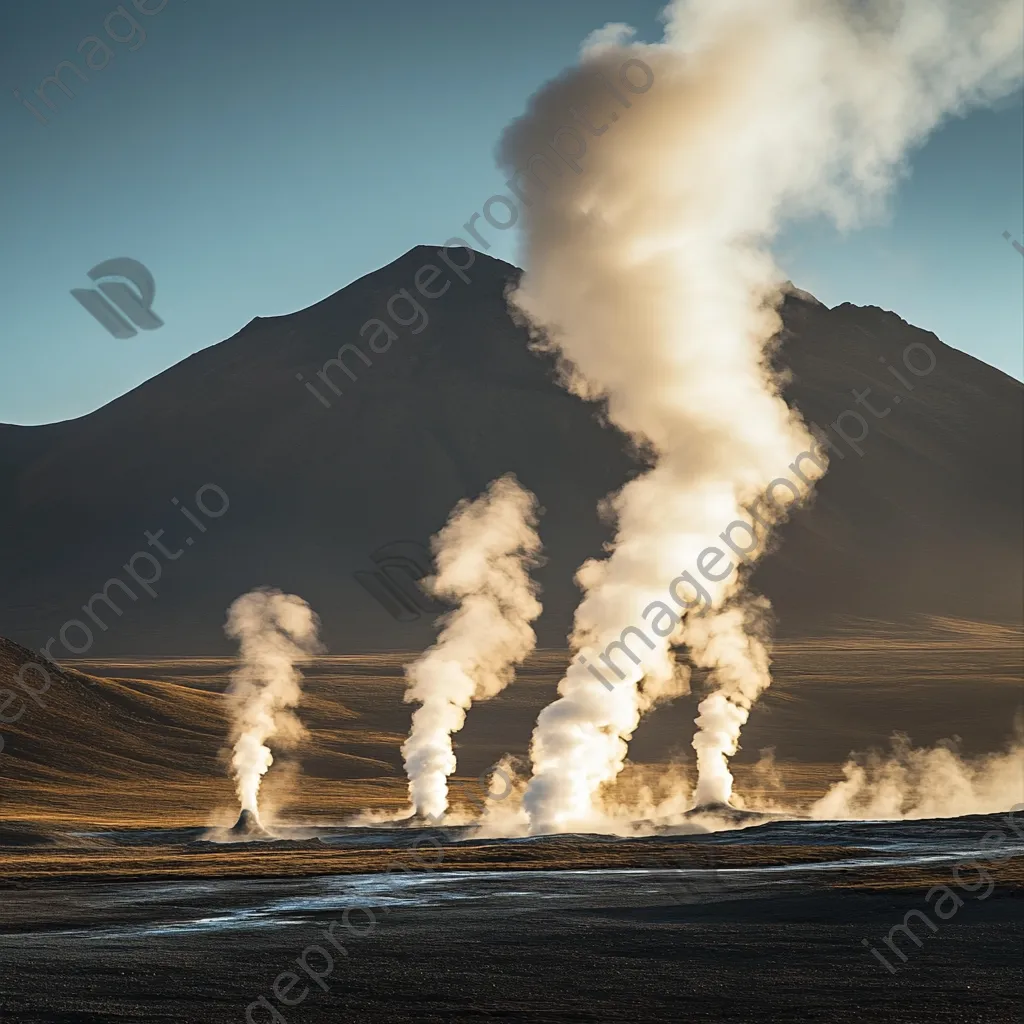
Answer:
[0,246,1020,658]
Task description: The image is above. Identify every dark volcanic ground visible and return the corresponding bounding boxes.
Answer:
[2,877,1021,1024]
[1,814,1022,1024]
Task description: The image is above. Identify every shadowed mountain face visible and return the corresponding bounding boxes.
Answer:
[0,246,1020,658]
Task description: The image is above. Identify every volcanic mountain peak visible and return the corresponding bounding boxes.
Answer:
[0,247,1019,659]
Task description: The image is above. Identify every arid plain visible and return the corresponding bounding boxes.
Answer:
[1,622,1022,1023]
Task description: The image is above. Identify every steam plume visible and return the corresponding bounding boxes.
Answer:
[810,733,1024,820]
[501,0,1023,833]
[224,588,323,825]
[402,474,543,821]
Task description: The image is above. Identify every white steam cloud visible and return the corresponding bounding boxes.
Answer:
[402,474,543,821]
[500,0,1023,833]
[810,733,1024,820]
[224,588,323,823]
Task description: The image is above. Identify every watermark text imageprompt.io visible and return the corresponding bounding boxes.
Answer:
[13,0,188,127]
[0,482,229,755]
[296,55,654,412]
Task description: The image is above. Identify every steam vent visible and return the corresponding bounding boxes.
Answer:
[229,809,271,839]
[684,803,774,825]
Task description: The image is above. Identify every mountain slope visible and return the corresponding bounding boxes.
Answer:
[0,246,1020,657]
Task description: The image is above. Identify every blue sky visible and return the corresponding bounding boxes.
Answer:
[2,0,1021,426]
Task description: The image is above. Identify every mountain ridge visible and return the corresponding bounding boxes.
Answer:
[0,246,1020,657]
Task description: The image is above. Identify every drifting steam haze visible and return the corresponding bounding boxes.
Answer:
[224,589,323,823]
[811,733,1024,820]
[500,0,1024,833]
[402,475,543,821]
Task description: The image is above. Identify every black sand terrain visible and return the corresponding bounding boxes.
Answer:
[2,814,1022,1024]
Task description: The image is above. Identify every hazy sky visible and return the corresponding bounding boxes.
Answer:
[2,0,1021,426]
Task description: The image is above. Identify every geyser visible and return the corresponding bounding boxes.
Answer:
[499,0,1023,833]
[401,474,543,821]
[229,807,272,838]
[223,588,323,829]
[683,802,783,826]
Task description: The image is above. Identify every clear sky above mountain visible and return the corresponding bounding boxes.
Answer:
[2,0,1021,425]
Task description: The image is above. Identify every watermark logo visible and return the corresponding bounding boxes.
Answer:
[71,257,163,339]
[353,541,442,622]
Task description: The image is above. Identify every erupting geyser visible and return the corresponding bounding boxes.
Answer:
[401,475,543,821]
[500,0,1023,833]
[229,807,272,838]
[224,588,323,832]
